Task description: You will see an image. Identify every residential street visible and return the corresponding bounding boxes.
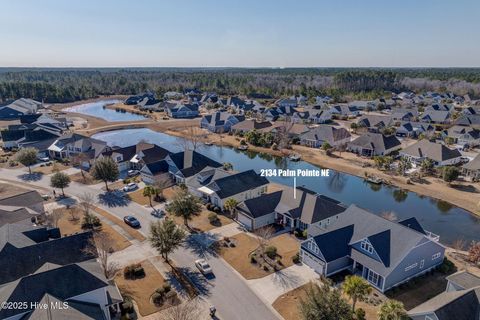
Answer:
[0,167,280,320]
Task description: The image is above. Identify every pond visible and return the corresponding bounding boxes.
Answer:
[64,100,147,122]
[92,128,480,245]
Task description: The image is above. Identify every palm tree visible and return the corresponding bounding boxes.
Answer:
[167,188,201,228]
[143,185,159,207]
[224,198,239,219]
[342,275,372,312]
[377,299,407,320]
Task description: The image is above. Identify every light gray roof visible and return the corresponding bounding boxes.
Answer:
[348,133,401,153]
[310,204,442,277]
[401,139,462,162]
[464,154,480,171]
[301,126,351,144]
[447,271,480,290]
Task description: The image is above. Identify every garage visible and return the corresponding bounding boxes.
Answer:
[301,250,326,275]
[237,212,253,231]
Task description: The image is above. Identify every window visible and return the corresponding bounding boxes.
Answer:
[405,263,418,272]
[420,259,425,269]
[432,252,442,260]
[367,269,380,286]
[360,240,374,254]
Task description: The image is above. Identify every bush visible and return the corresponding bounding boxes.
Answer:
[213,206,221,213]
[292,252,300,264]
[438,257,456,274]
[265,246,277,259]
[152,292,163,304]
[155,287,165,295]
[124,263,144,279]
[121,301,134,315]
[355,308,366,320]
[162,283,171,293]
[263,265,269,271]
[208,212,219,223]
[302,230,308,238]
[206,203,213,210]
[250,255,257,264]
[165,290,177,300]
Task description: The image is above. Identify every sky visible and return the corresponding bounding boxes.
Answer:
[1,0,479,68]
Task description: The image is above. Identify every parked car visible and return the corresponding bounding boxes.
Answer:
[195,259,212,274]
[150,209,165,218]
[123,182,138,192]
[123,215,141,228]
[127,169,139,177]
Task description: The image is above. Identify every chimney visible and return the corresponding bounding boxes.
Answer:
[184,149,193,169]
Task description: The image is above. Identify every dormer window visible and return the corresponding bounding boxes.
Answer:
[360,240,374,254]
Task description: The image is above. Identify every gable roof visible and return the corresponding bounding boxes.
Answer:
[206,170,269,199]
[301,126,351,143]
[464,154,480,171]
[310,225,354,262]
[447,271,480,290]
[0,190,43,208]
[237,191,283,219]
[367,230,391,267]
[401,139,461,162]
[169,151,222,178]
[349,133,401,152]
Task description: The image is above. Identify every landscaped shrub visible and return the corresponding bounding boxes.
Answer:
[162,283,171,293]
[155,287,165,295]
[165,290,177,300]
[250,255,257,264]
[206,203,213,210]
[213,206,221,213]
[263,265,269,271]
[302,230,308,238]
[208,212,219,224]
[355,308,366,320]
[438,257,456,274]
[152,292,163,304]
[265,246,277,259]
[124,263,145,279]
[120,300,134,315]
[292,252,300,264]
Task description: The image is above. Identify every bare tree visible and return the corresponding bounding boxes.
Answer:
[176,125,202,151]
[84,232,119,279]
[254,226,275,255]
[380,211,398,221]
[162,298,204,320]
[452,238,467,252]
[78,192,95,216]
[46,209,64,228]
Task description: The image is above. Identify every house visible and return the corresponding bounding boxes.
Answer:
[139,159,173,185]
[0,190,45,214]
[187,169,268,209]
[0,98,42,119]
[165,103,199,118]
[420,110,451,124]
[390,109,416,122]
[125,92,155,105]
[264,108,280,121]
[1,123,63,149]
[443,125,480,147]
[291,111,310,123]
[408,270,480,320]
[356,115,393,133]
[200,112,245,133]
[0,205,43,227]
[463,154,480,181]
[269,123,309,138]
[226,97,256,114]
[315,95,333,107]
[301,204,445,292]
[400,140,462,167]
[276,98,298,108]
[48,133,109,165]
[231,120,273,134]
[237,186,347,231]
[307,110,332,124]
[137,97,163,111]
[425,104,454,112]
[0,223,122,319]
[329,105,361,118]
[166,150,223,183]
[455,114,480,129]
[395,122,434,138]
[300,126,351,148]
[349,100,376,111]
[347,133,401,157]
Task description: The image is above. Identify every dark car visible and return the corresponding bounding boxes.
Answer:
[123,215,141,228]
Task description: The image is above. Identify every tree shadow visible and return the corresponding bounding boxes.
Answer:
[165,266,212,297]
[270,267,306,290]
[17,172,43,181]
[184,233,221,259]
[97,190,131,207]
[451,184,479,193]
[56,196,78,207]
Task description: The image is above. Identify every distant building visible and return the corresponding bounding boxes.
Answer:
[347,133,401,157]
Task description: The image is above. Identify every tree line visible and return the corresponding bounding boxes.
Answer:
[0,68,479,103]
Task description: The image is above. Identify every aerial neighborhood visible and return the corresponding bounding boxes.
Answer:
[1,84,480,320]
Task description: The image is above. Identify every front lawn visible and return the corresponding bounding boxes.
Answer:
[168,208,233,232]
[54,207,131,251]
[69,171,100,185]
[115,260,178,316]
[219,233,299,280]
[33,162,69,175]
[128,187,164,207]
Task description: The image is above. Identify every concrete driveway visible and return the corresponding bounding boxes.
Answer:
[247,264,319,304]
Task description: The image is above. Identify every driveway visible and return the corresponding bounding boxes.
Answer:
[247,264,319,304]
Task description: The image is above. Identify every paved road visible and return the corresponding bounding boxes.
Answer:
[0,167,280,320]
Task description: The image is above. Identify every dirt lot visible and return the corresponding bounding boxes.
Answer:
[273,282,380,320]
[54,207,130,251]
[220,233,299,280]
[115,260,168,316]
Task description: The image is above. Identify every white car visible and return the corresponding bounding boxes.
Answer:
[127,169,139,177]
[123,182,138,192]
[195,259,212,274]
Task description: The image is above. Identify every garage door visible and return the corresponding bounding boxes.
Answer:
[237,213,253,231]
[301,250,325,275]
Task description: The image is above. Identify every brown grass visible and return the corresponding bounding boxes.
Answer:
[93,207,146,242]
[168,208,232,232]
[220,233,298,280]
[115,260,167,316]
[33,162,69,175]
[128,188,162,207]
[69,171,101,185]
[273,283,379,320]
[55,208,131,251]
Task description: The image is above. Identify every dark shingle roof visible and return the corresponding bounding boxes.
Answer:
[311,225,354,262]
[145,159,169,175]
[401,140,461,162]
[0,190,43,208]
[237,191,283,218]
[169,151,222,178]
[398,217,426,235]
[207,170,269,199]
[349,133,401,153]
[367,230,391,267]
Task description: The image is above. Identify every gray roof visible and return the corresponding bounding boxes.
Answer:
[185,167,232,190]
[0,190,43,208]
[206,170,269,199]
[310,205,442,276]
[301,126,351,144]
[408,286,480,320]
[464,154,480,171]
[401,140,462,162]
[357,115,393,128]
[202,112,244,126]
[447,271,480,290]
[456,114,480,127]
[421,110,451,122]
[349,133,401,153]
[0,206,39,227]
